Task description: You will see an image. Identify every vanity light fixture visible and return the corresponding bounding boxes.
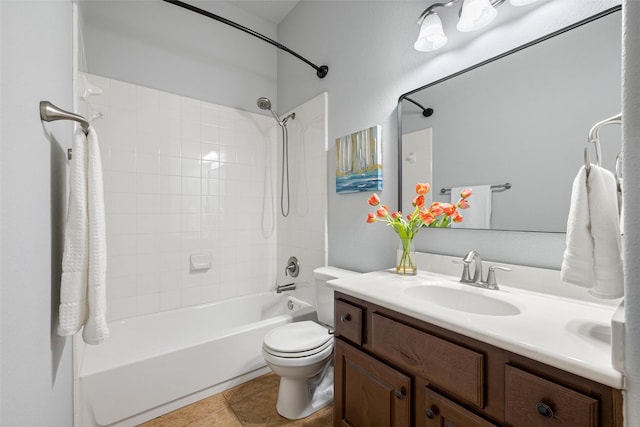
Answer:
[414,0,540,52]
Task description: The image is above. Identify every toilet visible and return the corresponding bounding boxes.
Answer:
[262,266,358,420]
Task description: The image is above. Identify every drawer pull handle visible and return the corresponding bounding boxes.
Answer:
[394,388,405,399]
[340,313,352,322]
[536,402,554,418]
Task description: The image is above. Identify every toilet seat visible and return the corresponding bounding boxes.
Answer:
[263,321,333,358]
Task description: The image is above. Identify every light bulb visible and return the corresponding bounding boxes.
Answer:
[414,13,448,52]
[456,0,498,32]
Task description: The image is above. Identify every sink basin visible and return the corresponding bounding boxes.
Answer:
[566,320,611,345]
[403,285,521,316]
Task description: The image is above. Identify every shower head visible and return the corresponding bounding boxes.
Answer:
[257,97,272,111]
[256,96,291,126]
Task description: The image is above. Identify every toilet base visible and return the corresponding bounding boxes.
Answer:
[275,376,333,420]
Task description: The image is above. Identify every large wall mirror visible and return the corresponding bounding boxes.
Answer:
[397,7,621,233]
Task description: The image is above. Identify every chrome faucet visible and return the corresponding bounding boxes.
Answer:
[276,283,296,293]
[456,251,511,290]
[462,250,483,284]
[484,265,511,290]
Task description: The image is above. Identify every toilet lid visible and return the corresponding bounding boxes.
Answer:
[263,321,332,354]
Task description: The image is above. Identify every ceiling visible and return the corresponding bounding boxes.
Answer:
[229,0,300,24]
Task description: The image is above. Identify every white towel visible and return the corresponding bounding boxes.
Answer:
[561,165,623,299]
[58,127,109,344]
[451,185,491,229]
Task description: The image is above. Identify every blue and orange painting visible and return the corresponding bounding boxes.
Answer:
[336,125,382,193]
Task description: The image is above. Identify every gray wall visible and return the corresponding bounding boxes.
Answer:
[81,0,278,115]
[277,0,621,273]
[1,1,74,425]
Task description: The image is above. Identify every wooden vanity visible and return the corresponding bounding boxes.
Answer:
[333,292,624,427]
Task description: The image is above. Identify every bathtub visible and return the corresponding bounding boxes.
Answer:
[78,292,316,427]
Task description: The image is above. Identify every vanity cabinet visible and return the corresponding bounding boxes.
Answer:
[333,292,623,427]
[335,339,411,426]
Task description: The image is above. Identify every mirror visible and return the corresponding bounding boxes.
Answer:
[398,7,621,232]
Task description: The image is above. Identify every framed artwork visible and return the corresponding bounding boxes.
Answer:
[336,125,382,193]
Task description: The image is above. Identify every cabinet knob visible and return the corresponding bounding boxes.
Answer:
[536,402,554,418]
[425,406,438,419]
[340,313,352,322]
[394,388,405,399]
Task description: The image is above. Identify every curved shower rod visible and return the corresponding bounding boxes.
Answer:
[162,0,329,79]
[404,96,434,117]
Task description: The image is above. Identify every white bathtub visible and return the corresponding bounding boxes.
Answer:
[78,292,316,427]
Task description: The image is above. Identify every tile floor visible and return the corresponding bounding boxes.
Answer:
[139,373,333,427]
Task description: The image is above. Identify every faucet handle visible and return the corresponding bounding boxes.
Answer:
[285,256,300,278]
[452,259,471,283]
[485,266,511,289]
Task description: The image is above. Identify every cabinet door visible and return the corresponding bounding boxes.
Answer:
[421,387,498,427]
[334,339,411,427]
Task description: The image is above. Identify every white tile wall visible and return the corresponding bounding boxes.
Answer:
[81,73,279,321]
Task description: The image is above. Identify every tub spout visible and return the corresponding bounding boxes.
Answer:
[276,283,296,293]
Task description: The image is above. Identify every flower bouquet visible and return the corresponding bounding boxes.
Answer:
[366,183,472,275]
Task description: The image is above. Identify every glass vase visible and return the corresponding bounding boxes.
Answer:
[396,237,417,275]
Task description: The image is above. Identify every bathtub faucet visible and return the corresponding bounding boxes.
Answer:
[276,283,296,293]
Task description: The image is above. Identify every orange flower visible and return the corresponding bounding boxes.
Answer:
[364,181,469,237]
[415,183,431,195]
[440,203,456,216]
[419,209,435,224]
[457,198,470,209]
[429,202,444,217]
[368,193,380,206]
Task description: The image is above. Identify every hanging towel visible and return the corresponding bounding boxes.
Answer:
[561,165,623,299]
[58,127,109,344]
[451,185,491,229]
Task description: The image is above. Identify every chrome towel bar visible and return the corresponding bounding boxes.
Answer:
[440,182,511,194]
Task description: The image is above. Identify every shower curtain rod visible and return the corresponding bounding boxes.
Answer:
[161,0,329,79]
[404,97,434,117]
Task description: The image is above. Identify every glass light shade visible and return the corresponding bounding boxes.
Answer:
[456,0,498,32]
[414,13,448,52]
[510,0,539,5]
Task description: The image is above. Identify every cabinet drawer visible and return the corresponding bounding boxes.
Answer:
[422,387,498,427]
[505,365,598,427]
[334,300,363,345]
[371,313,485,408]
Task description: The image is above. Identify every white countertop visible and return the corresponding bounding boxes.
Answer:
[328,264,625,389]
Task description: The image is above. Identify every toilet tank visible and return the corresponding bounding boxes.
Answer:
[313,266,359,327]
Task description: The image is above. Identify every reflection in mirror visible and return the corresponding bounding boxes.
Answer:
[398,7,621,232]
